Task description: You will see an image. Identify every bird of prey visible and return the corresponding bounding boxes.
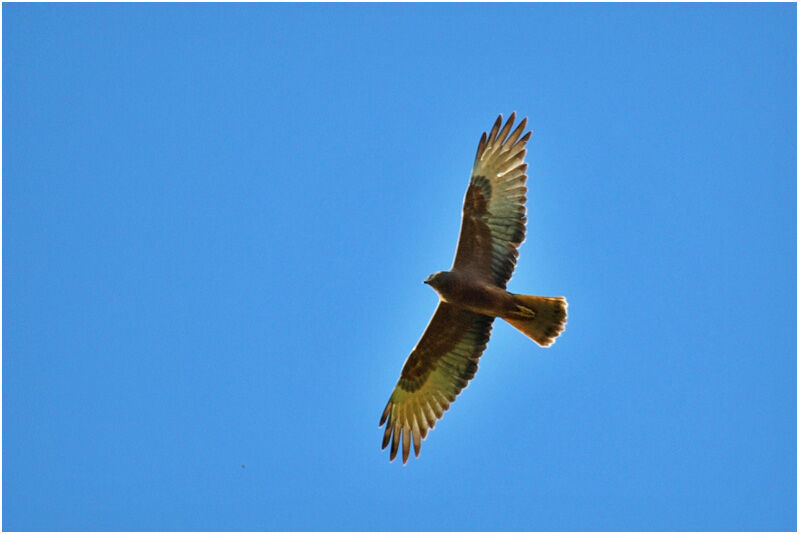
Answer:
[380,113,567,464]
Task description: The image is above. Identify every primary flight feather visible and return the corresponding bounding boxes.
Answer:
[380,113,568,464]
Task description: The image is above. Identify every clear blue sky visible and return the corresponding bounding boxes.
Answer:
[3,3,796,531]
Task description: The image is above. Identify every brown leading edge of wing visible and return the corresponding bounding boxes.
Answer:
[453,113,531,289]
[380,303,494,463]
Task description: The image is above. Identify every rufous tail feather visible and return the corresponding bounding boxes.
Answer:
[504,295,567,347]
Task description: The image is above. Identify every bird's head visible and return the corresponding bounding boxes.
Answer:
[423,271,447,290]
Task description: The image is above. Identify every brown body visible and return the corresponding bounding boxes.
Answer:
[424,269,566,345]
[425,270,520,319]
[380,113,568,464]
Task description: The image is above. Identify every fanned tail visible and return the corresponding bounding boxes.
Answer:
[503,295,567,347]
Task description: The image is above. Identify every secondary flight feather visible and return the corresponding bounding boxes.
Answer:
[380,113,568,464]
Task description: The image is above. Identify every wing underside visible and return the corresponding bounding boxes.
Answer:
[380,303,494,463]
[453,113,531,288]
[380,113,531,463]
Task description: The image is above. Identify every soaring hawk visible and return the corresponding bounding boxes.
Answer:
[380,113,568,463]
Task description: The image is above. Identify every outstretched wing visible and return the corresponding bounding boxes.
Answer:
[452,113,531,288]
[380,303,494,463]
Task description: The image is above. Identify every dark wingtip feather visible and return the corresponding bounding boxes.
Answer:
[497,112,515,143]
[506,116,527,147]
[379,402,391,426]
[381,422,392,449]
[488,114,502,142]
[390,427,400,461]
[475,132,488,162]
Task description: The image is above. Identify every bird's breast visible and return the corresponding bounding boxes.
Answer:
[437,277,513,318]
